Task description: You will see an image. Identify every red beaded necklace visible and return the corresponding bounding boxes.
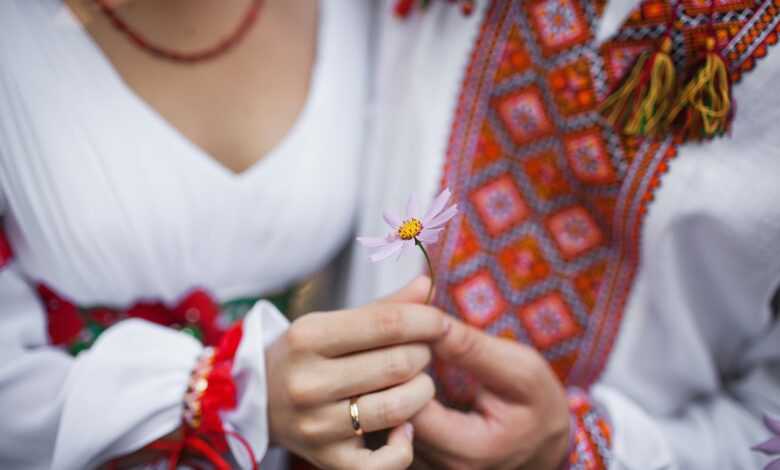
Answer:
[94,0,264,64]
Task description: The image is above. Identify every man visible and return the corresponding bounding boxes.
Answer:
[347,0,780,467]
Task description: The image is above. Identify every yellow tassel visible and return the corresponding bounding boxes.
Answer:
[666,37,733,140]
[599,37,676,137]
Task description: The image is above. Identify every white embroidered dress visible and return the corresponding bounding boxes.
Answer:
[346,1,780,469]
[0,1,368,468]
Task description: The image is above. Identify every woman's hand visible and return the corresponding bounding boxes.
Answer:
[266,277,448,470]
[411,318,570,470]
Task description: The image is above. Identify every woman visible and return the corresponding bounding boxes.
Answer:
[0,1,442,468]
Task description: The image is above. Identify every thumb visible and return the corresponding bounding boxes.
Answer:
[376,276,432,304]
[433,318,538,401]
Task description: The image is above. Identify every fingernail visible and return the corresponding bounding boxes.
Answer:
[442,317,452,335]
[404,423,414,440]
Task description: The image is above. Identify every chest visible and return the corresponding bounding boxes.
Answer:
[80,0,318,174]
[0,0,370,304]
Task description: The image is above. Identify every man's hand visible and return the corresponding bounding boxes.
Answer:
[411,318,570,470]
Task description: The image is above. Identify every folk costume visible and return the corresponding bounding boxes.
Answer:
[0,0,369,468]
[347,0,780,468]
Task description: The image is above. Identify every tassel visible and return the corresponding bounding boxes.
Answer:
[666,37,733,140]
[599,36,676,137]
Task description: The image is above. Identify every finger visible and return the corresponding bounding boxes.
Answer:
[322,344,431,400]
[311,374,435,442]
[322,423,414,470]
[410,399,495,459]
[413,440,462,470]
[359,422,415,470]
[304,302,448,357]
[376,276,431,304]
[432,318,542,400]
[356,374,434,433]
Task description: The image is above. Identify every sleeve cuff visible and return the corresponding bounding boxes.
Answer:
[53,319,202,468]
[224,300,289,467]
[590,384,674,469]
[564,387,613,470]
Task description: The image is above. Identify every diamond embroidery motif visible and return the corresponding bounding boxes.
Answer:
[574,262,607,309]
[452,271,508,328]
[471,174,530,236]
[547,206,603,259]
[495,87,554,146]
[523,152,571,200]
[449,217,480,268]
[564,131,616,185]
[549,59,596,115]
[529,0,590,55]
[517,292,582,350]
[472,124,503,172]
[498,236,551,290]
[496,26,533,82]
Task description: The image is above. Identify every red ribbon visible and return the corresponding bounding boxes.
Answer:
[147,429,256,470]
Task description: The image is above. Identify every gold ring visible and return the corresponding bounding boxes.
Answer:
[349,397,364,436]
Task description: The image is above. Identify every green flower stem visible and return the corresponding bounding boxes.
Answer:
[414,238,435,304]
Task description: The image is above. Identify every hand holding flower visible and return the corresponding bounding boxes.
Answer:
[265,278,449,470]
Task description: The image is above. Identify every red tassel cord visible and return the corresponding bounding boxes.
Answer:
[152,322,257,470]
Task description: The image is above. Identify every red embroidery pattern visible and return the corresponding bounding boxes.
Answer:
[567,388,612,469]
[38,285,230,354]
[431,0,780,407]
[0,223,12,269]
[115,323,257,470]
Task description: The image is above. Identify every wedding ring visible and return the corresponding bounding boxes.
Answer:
[349,397,364,436]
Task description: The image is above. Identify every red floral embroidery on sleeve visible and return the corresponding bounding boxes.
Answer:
[147,321,257,470]
[0,224,13,269]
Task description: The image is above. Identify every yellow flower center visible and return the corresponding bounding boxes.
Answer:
[397,218,423,240]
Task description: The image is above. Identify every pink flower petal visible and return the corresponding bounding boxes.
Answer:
[405,193,419,219]
[426,204,458,228]
[766,458,780,470]
[369,240,404,262]
[417,227,443,244]
[766,415,780,435]
[397,239,415,261]
[357,236,391,248]
[754,437,780,455]
[423,188,452,226]
[383,211,402,229]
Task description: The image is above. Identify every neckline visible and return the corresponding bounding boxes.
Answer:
[62,0,326,182]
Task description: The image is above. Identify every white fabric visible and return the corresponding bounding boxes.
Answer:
[0,0,368,468]
[347,1,780,468]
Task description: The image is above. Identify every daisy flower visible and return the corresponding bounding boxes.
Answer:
[357,188,458,303]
